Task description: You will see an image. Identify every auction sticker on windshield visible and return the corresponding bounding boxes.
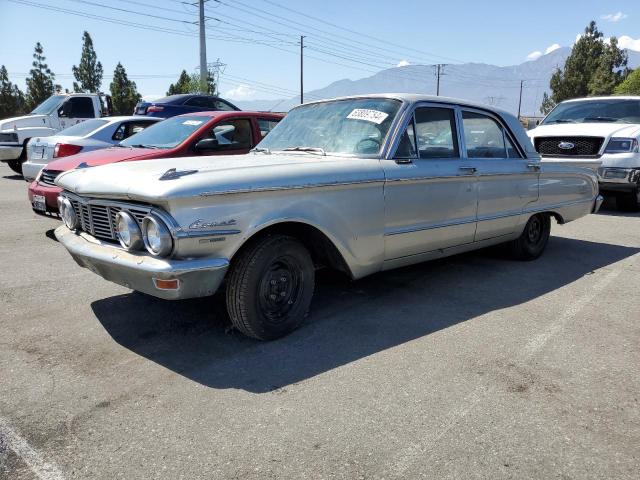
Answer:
[346,109,389,124]
[182,120,203,126]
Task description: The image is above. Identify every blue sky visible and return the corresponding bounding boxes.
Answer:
[1,0,639,102]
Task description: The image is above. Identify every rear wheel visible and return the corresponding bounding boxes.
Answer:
[226,234,315,340]
[508,213,551,261]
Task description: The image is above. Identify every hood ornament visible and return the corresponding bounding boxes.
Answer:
[76,162,92,169]
[159,168,199,181]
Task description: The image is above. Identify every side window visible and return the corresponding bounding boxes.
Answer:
[462,111,507,158]
[506,135,522,158]
[258,118,281,138]
[394,119,417,159]
[208,119,253,149]
[414,107,459,158]
[112,123,126,141]
[185,97,209,108]
[68,97,95,118]
[214,100,236,111]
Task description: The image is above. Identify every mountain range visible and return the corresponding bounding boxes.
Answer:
[235,47,640,116]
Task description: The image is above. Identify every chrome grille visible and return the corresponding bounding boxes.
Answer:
[66,195,151,243]
[40,170,62,186]
[534,136,604,157]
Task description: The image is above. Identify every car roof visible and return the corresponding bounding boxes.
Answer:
[172,111,284,119]
[150,94,229,104]
[560,96,640,103]
[101,116,162,123]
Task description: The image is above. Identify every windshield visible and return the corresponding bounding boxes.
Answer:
[257,98,402,155]
[57,119,108,137]
[543,99,640,124]
[120,115,205,149]
[30,95,66,115]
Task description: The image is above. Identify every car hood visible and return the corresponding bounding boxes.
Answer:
[528,123,640,139]
[45,146,162,171]
[0,114,49,132]
[55,153,384,202]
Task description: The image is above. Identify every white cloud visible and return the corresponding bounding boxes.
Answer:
[396,60,410,67]
[545,43,561,54]
[618,35,640,51]
[224,84,257,100]
[527,51,543,61]
[601,12,627,22]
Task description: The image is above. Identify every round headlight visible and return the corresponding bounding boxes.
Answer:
[142,214,172,257]
[58,197,78,230]
[115,211,143,250]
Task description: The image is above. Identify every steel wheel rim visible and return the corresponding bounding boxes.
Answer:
[258,256,304,323]
[527,216,542,244]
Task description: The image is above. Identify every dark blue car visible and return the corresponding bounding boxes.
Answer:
[134,94,240,118]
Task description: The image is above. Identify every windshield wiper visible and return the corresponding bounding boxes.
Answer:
[251,147,271,154]
[544,119,575,124]
[282,146,326,156]
[128,144,160,149]
[583,116,618,123]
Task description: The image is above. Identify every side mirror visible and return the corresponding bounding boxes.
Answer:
[194,137,219,152]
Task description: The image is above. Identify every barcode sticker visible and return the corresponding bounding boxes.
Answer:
[346,109,389,124]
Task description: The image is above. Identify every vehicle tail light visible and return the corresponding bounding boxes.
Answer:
[53,143,83,158]
[146,105,164,113]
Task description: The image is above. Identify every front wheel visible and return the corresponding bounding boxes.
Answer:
[508,213,551,261]
[226,234,315,340]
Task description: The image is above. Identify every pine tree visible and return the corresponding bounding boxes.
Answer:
[614,69,640,95]
[109,62,142,115]
[541,21,628,113]
[166,70,194,95]
[0,66,26,118]
[25,42,56,110]
[72,31,103,93]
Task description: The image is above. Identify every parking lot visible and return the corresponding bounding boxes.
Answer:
[0,160,639,479]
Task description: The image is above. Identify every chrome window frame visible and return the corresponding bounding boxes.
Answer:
[458,107,525,160]
[385,101,464,162]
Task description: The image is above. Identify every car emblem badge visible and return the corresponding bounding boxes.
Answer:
[558,141,575,150]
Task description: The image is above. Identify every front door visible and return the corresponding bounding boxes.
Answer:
[458,109,540,241]
[58,96,95,130]
[191,118,255,156]
[382,105,478,260]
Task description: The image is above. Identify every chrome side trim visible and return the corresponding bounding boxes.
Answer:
[198,179,384,197]
[385,216,477,236]
[175,229,241,238]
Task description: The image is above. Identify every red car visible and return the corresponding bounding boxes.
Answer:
[28,111,284,214]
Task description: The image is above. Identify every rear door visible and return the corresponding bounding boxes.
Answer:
[459,109,539,241]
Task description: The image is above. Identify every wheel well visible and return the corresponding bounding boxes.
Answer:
[236,222,353,278]
[546,211,564,225]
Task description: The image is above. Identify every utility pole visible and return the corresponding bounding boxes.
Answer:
[517,80,524,119]
[198,0,207,93]
[300,35,305,104]
[434,64,447,96]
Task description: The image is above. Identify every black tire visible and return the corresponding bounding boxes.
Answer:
[508,213,551,261]
[7,142,27,175]
[616,191,639,212]
[226,234,315,340]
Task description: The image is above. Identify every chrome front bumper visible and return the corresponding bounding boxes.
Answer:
[597,167,640,193]
[0,144,23,161]
[55,226,229,300]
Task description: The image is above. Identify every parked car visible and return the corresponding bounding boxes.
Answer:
[53,94,601,341]
[28,111,283,214]
[22,116,161,182]
[528,96,640,210]
[134,94,240,118]
[0,92,111,175]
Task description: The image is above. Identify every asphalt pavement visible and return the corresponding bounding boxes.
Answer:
[1,161,639,479]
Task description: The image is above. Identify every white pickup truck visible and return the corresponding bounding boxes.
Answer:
[0,93,110,175]
[528,96,640,210]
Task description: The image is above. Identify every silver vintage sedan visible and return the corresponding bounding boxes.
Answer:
[54,94,602,340]
[22,116,161,181]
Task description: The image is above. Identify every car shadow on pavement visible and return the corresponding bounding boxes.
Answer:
[2,174,24,181]
[91,237,639,393]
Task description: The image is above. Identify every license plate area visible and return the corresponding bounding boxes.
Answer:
[32,194,46,212]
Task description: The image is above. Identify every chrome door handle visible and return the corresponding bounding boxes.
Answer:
[527,163,541,171]
[459,166,477,174]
